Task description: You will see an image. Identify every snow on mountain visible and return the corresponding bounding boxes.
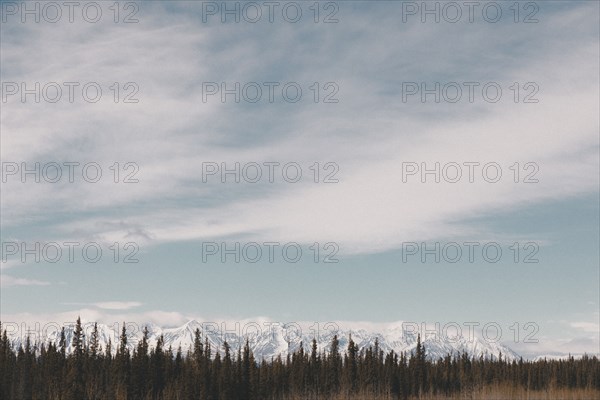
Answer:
[5,320,521,362]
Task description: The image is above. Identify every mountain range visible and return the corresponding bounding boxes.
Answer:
[6,320,521,362]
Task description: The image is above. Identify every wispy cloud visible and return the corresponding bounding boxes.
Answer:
[0,260,21,270]
[1,275,50,287]
[569,321,600,334]
[61,301,144,311]
[2,3,598,255]
[92,301,143,311]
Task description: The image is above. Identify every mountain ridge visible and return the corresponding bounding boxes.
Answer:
[5,319,522,362]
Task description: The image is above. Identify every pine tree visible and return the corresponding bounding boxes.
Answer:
[151,335,166,397]
[59,327,67,358]
[90,322,100,357]
[131,326,150,398]
[220,341,233,400]
[66,317,85,400]
[346,334,358,393]
[327,335,341,394]
[0,327,15,399]
[241,339,254,399]
[114,323,130,398]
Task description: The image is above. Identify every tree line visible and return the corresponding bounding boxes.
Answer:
[1,318,598,399]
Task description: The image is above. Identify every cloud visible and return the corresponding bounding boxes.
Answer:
[2,3,598,255]
[569,321,600,334]
[1,275,50,287]
[0,308,195,330]
[510,316,600,357]
[92,301,143,310]
[0,261,50,287]
[61,301,144,310]
[512,336,600,359]
[0,260,21,270]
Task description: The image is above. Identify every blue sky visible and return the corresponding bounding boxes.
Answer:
[1,1,598,357]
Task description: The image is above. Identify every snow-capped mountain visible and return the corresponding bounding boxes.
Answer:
[6,320,520,362]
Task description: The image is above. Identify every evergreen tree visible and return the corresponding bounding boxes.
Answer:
[66,317,85,400]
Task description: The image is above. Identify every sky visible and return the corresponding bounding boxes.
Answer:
[0,0,599,358]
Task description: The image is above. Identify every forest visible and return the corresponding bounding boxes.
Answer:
[1,319,598,400]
